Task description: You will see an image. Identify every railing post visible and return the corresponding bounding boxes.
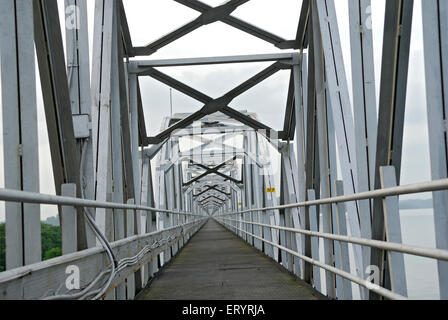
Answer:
[334,181,353,300]
[126,199,136,300]
[249,131,263,252]
[243,138,253,245]
[61,184,77,255]
[280,146,305,278]
[307,190,322,294]
[380,166,408,297]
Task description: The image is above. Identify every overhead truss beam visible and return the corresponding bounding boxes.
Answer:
[133,0,299,56]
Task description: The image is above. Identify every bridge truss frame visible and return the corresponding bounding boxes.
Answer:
[0,0,447,300]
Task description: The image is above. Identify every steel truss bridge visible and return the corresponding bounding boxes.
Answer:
[0,0,447,300]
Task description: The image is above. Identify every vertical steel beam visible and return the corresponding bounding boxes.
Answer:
[109,8,126,298]
[249,131,263,251]
[278,158,290,268]
[91,0,115,239]
[0,0,40,268]
[259,136,280,261]
[422,0,448,300]
[280,145,304,277]
[129,73,143,293]
[311,2,336,298]
[304,20,322,287]
[34,0,88,250]
[65,0,91,116]
[129,74,141,206]
[65,0,96,249]
[173,139,183,249]
[143,156,158,277]
[348,0,378,286]
[117,21,135,205]
[370,0,414,299]
[349,0,378,191]
[314,0,366,297]
[293,55,309,281]
[243,135,253,245]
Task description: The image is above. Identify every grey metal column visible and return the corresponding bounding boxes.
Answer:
[314,0,366,297]
[110,6,126,298]
[249,131,263,251]
[0,0,40,268]
[293,54,309,282]
[243,134,253,245]
[129,72,143,293]
[349,0,377,281]
[304,20,322,287]
[65,0,96,248]
[311,2,336,298]
[422,0,448,300]
[370,0,414,299]
[34,0,87,250]
[91,0,115,239]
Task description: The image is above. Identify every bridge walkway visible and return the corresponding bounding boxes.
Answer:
[137,219,326,300]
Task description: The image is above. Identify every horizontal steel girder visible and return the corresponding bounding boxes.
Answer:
[129,53,295,70]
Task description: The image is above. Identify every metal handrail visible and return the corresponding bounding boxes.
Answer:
[215,178,448,216]
[214,177,448,300]
[216,219,406,300]
[218,218,448,261]
[0,188,203,217]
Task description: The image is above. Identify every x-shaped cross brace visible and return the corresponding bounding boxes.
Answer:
[202,200,222,207]
[144,61,290,144]
[199,195,226,204]
[183,156,242,186]
[133,0,298,56]
[193,185,231,197]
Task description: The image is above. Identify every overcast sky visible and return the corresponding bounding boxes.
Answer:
[0,0,430,221]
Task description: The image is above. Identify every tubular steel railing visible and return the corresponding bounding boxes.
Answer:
[215,178,448,300]
[0,188,207,300]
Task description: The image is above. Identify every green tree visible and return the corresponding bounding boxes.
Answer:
[41,222,62,260]
[0,222,62,272]
[44,247,62,260]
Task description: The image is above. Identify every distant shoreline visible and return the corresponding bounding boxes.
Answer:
[399,199,433,210]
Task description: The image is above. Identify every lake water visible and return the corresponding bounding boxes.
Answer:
[400,208,439,299]
[318,208,440,299]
